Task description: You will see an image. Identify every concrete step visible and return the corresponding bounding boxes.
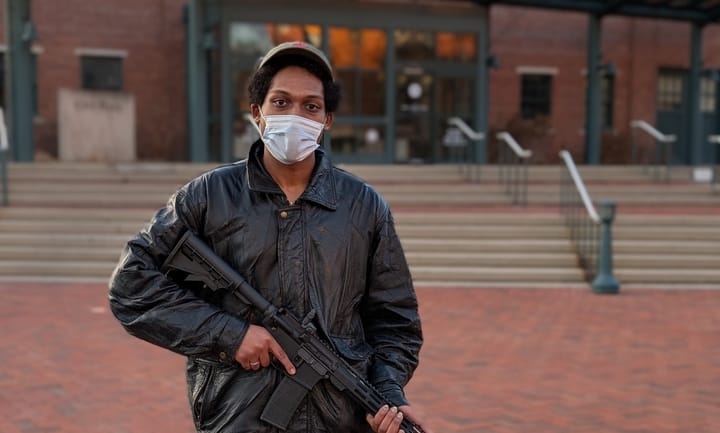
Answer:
[2,162,719,287]
[400,238,574,253]
[0,207,155,220]
[0,245,122,261]
[406,251,576,267]
[0,220,143,235]
[613,240,720,255]
[396,225,568,239]
[409,266,584,283]
[0,233,130,248]
[615,254,720,269]
[614,226,720,241]
[0,260,117,278]
[615,268,720,284]
[615,214,720,225]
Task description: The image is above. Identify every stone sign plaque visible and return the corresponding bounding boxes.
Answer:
[58,88,135,161]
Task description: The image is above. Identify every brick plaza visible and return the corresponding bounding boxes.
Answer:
[1,282,718,433]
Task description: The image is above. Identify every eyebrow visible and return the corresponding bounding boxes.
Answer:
[268,88,324,101]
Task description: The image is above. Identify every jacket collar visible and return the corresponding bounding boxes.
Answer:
[246,140,338,210]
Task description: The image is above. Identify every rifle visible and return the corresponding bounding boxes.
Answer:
[162,231,425,433]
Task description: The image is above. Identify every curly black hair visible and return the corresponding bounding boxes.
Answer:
[247,54,341,113]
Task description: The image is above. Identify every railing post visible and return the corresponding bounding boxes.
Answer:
[0,108,9,207]
[592,201,620,294]
[0,150,7,207]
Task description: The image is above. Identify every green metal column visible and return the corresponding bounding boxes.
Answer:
[4,0,35,161]
[585,14,602,165]
[321,25,332,157]
[473,9,490,165]
[186,0,209,162]
[384,30,396,162]
[219,13,233,163]
[687,22,704,165]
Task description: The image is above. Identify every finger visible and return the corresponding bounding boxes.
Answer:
[391,409,404,433]
[367,405,389,431]
[269,340,296,375]
[366,413,377,431]
[259,350,271,367]
[379,406,399,433]
[399,405,431,433]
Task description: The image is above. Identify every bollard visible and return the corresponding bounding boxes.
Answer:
[592,201,620,294]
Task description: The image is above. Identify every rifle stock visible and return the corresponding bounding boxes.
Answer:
[162,231,425,433]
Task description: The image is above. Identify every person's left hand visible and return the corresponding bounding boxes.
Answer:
[366,404,433,433]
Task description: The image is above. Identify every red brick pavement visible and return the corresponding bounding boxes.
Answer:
[1,283,719,433]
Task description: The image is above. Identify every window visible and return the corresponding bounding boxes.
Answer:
[700,76,716,113]
[521,74,552,120]
[81,56,123,91]
[436,32,476,61]
[330,27,386,116]
[395,30,434,61]
[656,71,684,111]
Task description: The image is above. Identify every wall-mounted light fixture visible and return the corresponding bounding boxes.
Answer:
[486,54,499,69]
[598,63,616,77]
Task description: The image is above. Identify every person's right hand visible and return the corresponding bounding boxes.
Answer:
[234,324,296,374]
[366,404,433,433]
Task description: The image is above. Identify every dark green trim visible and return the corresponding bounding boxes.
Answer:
[220,13,233,163]
[384,30,396,163]
[4,0,35,161]
[474,14,489,165]
[218,2,486,32]
[475,0,719,23]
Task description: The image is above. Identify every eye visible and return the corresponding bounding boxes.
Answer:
[271,98,288,107]
[305,103,321,112]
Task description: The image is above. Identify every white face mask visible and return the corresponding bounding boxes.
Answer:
[254,111,326,165]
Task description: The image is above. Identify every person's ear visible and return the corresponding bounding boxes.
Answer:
[323,113,334,130]
[250,104,261,124]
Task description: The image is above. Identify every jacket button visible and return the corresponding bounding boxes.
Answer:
[279,211,288,219]
[219,351,227,361]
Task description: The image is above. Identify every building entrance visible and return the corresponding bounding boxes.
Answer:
[395,65,474,163]
[219,7,487,164]
[656,68,718,164]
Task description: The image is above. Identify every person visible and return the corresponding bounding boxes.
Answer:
[108,41,430,433]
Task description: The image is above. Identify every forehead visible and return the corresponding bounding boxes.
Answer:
[267,66,324,98]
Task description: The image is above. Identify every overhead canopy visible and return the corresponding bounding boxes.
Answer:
[473,0,720,23]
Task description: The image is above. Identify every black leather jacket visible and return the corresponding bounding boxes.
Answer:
[108,140,423,433]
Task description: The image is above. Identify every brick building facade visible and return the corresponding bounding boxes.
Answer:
[1,1,719,163]
[1,0,188,161]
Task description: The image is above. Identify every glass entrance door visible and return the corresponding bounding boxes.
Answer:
[395,67,433,162]
[395,66,474,163]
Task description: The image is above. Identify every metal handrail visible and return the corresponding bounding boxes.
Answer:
[559,150,599,223]
[630,120,676,143]
[496,132,532,206]
[559,150,619,293]
[630,120,676,182]
[446,117,484,183]
[0,108,9,207]
[448,117,485,141]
